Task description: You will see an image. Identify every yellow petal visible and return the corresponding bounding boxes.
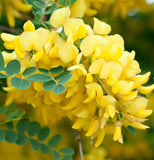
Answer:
[127,97,148,114]
[112,80,134,95]
[33,82,43,92]
[33,28,49,50]
[89,59,105,75]
[72,118,85,129]
[93,17,111,35]
[113,126,121,141]
[49,45,59,58]
[86,118,99,136]
[95,129,105,147]
[59,42,78,63]
[3,42,15,49]
[80,35,107,57]
[64,18,84,36]
[62,92,83,110]
[72,104,89,118]
[34,49,44,62]
[23,20,35,32]
[20,32,34,51]
[86,73,93,82]
[100,62,123,79]
[134,72,151,84]
[15,47,24,58]
[108,44,122,59]
[68,64,87,75]
[139,84,154,95]
[73,24,87,41]
[70,0,86,17]
[121,90,138,101]
[130,122,149,129]
[1,33,16,42]
[135,109,152,118]
[14,37,25,51]
[50,7,70,28]
[108,104,116,118]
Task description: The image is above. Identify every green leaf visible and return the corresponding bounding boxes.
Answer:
[0,73,8,78]
[24,0,33,5]
[33,1,45,9]
[6,60,21,76]
[0,52,4,71]
[6,122,14,130]
[38,68,49,74]
[53,84,66,94]
[65,0,71,6]
[51,149,61,160]
[27,74,52,82]
[71,0,77,5]
[29,138,41,151]
[0,106,8,114]
[28,121,41,137]
[0,127,5,142]
[6,109,19,120]
[55,70,72,84]
[127,126,137,135]
[40,143,50,154]
[44,4,57,15]
[16,111,25,118]
[59,148,75,155]
[62,155,72,160]
[11,77,31,90]
[50,66,64,74]
[10,103,15,110]
[23,67,36,76]
[38,127,50,141]
[5,131,18,143]
[48,134,62,147]
[16,134,27,145]
[58,0,65,5]
[43,80,56,91]
[34,10,43,22]
[17,118,30,134]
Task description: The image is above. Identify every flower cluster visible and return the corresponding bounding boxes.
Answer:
[1,7,154,147]
[84,0,153,18]
[0,0,31,27]
[0,0,152,27]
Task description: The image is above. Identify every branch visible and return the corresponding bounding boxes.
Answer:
[76,133,85,160]
[0,25,23,33]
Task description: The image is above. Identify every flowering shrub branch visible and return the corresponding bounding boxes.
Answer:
[0,0,153,160]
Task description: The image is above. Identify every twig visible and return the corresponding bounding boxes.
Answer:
[0,118,20,125]
[0,25,23,33]
[76,133,85,160]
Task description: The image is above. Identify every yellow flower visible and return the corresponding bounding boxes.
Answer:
[59,41,78,63]
[0,0,31,27]
[93,17,111,35]
[84,0,153,18]
[1,9,153,148]
[50,7,70,28]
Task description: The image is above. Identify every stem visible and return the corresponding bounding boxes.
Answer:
[76,133,84,160]
[0,118,20,125]
[95,74,125,110]
[0,25,23,33]
[95,74,111,95]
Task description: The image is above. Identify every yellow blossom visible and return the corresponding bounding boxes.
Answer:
[50,7,70,28]
[93,17,111,35]
[0,0,31,27]
[1,8,153,148]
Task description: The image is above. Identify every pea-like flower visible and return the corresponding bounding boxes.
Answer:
[1,7,153,147]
